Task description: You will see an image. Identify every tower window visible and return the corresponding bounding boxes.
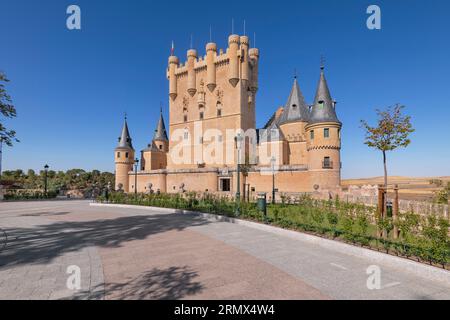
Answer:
[310,130,314,140]
[199,112,204,120]
[117,152,120,158]
[218,135,223,142]
[323,157,333,169]
[125,152,129,158]
[184,115,188,122]
[217,109,222,117]
[159,144,162,150]
[324,128,330,138]
[184,130,189,140]
[338,129,341,139]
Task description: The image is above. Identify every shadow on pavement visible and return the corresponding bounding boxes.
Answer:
[74,266,203,300]
[0,213,209,269]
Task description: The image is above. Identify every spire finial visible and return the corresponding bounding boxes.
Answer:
[170,41,174,56]
[124,112,127,121]
[294,68,297,79]
[160,102,163,114]
[320,55,325,70]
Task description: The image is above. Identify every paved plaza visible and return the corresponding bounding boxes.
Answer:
[0,200,449,300]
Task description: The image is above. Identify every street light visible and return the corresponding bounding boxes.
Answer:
[44,164,49,196]
[234,133,243,216]
[134,158,139,196]
[271,156,276,204]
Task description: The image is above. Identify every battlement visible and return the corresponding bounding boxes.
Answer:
[167,34,259,100]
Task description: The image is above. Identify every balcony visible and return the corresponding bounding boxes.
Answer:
[322,160,333,169]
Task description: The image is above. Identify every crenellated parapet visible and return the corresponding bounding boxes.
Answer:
[166,34,259,101]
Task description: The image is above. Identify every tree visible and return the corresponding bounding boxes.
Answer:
[361,104,414,218]
[0,72,18,146]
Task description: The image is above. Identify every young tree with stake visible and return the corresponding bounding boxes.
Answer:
[361,104,414,229]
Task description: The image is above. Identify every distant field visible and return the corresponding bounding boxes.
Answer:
[342,176,450,201]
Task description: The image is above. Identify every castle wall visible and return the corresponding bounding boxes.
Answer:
[141,150,167,171]
[129,171,167,193]
[166,170,219,193]
[246,169,311,195]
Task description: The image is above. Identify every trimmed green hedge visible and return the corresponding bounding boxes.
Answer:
[97,192,450,268]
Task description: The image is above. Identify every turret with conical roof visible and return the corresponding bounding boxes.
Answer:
[276,76,311,166]
[305,65,342,191]
[116,117,134,150]
[278,77,310,124]
[140,109,168,172]
[114,116,135,192]
[309,65,340,125]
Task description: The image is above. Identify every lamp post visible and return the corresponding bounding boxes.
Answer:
[134,158,139,196]
[235,133,243,216]
[271,156,276,204]
[44,164,49,196]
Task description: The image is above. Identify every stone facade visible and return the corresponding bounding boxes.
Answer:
[115,33,342,196]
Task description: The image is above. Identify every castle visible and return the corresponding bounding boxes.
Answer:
[114,33,342,199]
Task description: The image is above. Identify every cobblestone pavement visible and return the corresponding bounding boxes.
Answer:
[0,200,449,300]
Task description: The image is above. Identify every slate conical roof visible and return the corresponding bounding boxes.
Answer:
[116,117,134,150]
[153,110,168,141]
[309,66,340,124]
[278,77,310,124]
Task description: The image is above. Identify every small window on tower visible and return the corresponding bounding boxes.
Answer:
[217,109,222,117]
[200,112,204,120]
[117,152,120,158]
[324,128,330,138]
[310,130,314,140]
[125,152,129,158]
[184,115,188,122]
[159,145,162,150]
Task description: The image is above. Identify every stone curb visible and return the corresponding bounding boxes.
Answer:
[90,202,450,286]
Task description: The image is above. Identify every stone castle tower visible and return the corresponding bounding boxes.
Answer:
[167,34,259,169]
[114,32,342,196]
[114,118,135,192]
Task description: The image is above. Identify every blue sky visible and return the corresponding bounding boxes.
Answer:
[1,0,449,178]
